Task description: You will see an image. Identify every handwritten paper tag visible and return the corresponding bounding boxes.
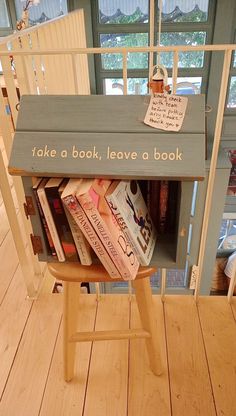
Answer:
[144,94,188,132]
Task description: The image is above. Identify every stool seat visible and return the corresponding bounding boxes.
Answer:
[47,262,162,381]
[48,262,157,283]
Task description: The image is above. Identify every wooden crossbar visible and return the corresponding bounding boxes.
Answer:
[70,329,151,343]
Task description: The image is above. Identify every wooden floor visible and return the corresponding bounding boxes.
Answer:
[1,142,236,415]
[0,241,236,415]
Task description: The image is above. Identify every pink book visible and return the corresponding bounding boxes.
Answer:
[61,179,121,279]
[77,179,139,281]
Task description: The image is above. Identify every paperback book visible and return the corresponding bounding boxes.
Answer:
[44,177,79,262]
[159,180,169,234]
[61,179,121,279]
[32,177,57,257]
[77,178,139,280]
[58,180,92,265]
[37,179,65,262]
[105,180,157,266]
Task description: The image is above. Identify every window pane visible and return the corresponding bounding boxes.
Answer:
[0,0,10,27]
[100,33,148,69]
[233,52,236,68]
[168,77,202,94]
[14,0,68,24]
[227,150,236,196]
[98,0,149,24]
[150,269,186,287]
[104,78,148,95]
[227,76,236,108]
[159,32,206,68]
[161,0,209,23]
[218,219,236,250]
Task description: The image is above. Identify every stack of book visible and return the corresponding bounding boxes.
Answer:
[33,177,157,280]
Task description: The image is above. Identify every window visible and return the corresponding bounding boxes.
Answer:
[0,1,68,37]
[91,1,215,291]
[227,52,236,109]
[0,0,10,28]
[14,0,68,25]
[0,0,15,36]
[218,149,236,252]
[92,0,216,95]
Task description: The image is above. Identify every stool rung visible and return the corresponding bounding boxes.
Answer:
[70,328,151,343]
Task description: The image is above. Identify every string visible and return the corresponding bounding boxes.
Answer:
[157,0,162,66]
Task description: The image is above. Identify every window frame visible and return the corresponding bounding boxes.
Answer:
[226,30,236,111]
[92,0,216,95]
[0,0,17,37]
[92,0,150,94]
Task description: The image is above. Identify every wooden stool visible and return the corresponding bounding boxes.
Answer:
[48,263,162,381]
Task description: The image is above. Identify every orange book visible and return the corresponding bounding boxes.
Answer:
[77,179,139,281]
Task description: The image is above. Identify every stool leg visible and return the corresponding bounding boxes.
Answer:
[132,277,162,375]
[63,281,81,381]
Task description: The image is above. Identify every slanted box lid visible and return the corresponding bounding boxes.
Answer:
[9,94,206,180]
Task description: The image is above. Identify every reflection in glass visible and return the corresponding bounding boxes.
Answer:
[104,78,148,95]
[98,0,209,24]
[228,76,236,108]
[150,268,186,287]
[218,219,236,250]
[168,77,202,94]
[0,0,10,27]
[160,0,209,23]
[218,150,236,249]
[14,0,68,24]
[227,150,236,196]
[98,0,149,24]
[100,33,148,70]
[159,32,206,68]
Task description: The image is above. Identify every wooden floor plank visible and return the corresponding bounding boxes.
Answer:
[230,296,236,321]
[0,293,62,416]
[128,296,171,416]
[198,296,236,416]
[0,266,33,397]
[0,202,10,245]
[0,231,19,304]
[164,295,216,416]
[0,201,20,244]
[39,294,97,416]
[83,295,130,416]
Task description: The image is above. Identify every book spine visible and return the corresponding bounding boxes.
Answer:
[159,180,169,234]
[37,188,65,262]
[45,188,79,262]
[149,181,160,231]
[105,186,155,266]
[62,195,121,279]
[33,187,57,257]
[79,193,138,280]
[64,209,92,265]
[166,181,178,233]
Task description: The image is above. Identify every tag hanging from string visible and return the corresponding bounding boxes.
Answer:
[144,93,188,132]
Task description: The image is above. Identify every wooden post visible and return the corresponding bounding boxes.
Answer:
[132,277,162,375]
[63,281,81,381]
[161,268,166,302]
[194,49,232,300]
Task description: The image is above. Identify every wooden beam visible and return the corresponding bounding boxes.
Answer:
[70,328,150,342]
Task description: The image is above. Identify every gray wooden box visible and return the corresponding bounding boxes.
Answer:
[9,94,206,268]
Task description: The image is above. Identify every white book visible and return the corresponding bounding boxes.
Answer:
[37,180,65,262]
[105,180,157,266]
